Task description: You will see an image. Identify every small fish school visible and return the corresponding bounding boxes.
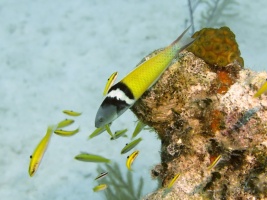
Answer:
[29,27,195,195]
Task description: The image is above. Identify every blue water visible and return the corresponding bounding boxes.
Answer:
[0,1,266,200]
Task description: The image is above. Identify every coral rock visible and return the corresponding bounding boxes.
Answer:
[131,50,267,199]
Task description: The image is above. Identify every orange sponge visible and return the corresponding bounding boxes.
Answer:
[188,27,244,68]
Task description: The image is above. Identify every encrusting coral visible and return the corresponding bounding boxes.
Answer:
[188,26,244,68]
[130,27,267,199]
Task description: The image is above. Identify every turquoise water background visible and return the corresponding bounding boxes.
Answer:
[0,1,266,200]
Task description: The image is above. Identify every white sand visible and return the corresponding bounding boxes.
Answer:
[0,1,266,200]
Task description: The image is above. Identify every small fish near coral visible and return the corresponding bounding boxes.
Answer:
[121,137,142,154]
[254,79,267,98]
[103,71,118,96]
[126,150,139,171]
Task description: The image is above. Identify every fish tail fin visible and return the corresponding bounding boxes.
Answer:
[170,25,195,52]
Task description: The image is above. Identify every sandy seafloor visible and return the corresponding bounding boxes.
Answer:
[0,1,267,200]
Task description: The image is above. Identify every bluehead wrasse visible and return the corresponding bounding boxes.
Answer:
[57,119,74,129]
[105,124,113,137]
[95,26,195,128]
[167,173,181,189]
[62,110,82,116]
[110,128,128,140]
[93,184,108,192]
[75,153,111,163]
[207,154,222,170]
[94,172,108,180]
[103,72,118,96]
[131,120,146,139]
[54,128,79,137]
[126,150,139,170]
[28,125,56,177]
[121,137,142,154]
[254,79,267,97]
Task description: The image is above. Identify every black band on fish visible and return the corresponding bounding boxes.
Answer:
[102,96,130,112]
[109,82,135,100]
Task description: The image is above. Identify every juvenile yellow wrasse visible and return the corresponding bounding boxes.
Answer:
[88,126,106,139]
[93,184,108,192]
[62,110,82,116]
[126,150,139,170]
[94,172,108,180]
[110,128,128,140]
[254,79,267,97]
[167,173,181,189]
[105,124,113,137]
[54,128,79,137]
[57,119,74,129]
[103,72,118,96]
[121,137,142,154]
[75,153,111,163]
[207,154,222,170]
[131,120,146,139]
[28,125,56,177]
[95,27,194,127]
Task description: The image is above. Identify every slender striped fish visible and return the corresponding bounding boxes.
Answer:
[94,172,108,180]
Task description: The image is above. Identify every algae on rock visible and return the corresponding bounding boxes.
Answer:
[131,27,267,199]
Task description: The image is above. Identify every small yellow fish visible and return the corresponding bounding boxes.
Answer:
[254,79,267,98]
[93,184,108,192]
[57,119,75,129]
[167,173,181,189]
[54,128,79,137]
[207,154,222,170]
[62,110,82,116]
[28,125,55,177]
[110,129,128,140]
[88,126,106,139]
[105,124,113,137]
[121,137,142,154]
[126,150,139,170]
[75,153,111,163]
[103,72,118,96]
[94,172,108,180]
[131,120,146,139]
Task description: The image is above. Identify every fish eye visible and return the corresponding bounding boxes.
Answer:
[127,156,129,158]
[126,143,128,146]
[30,155,32,159]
